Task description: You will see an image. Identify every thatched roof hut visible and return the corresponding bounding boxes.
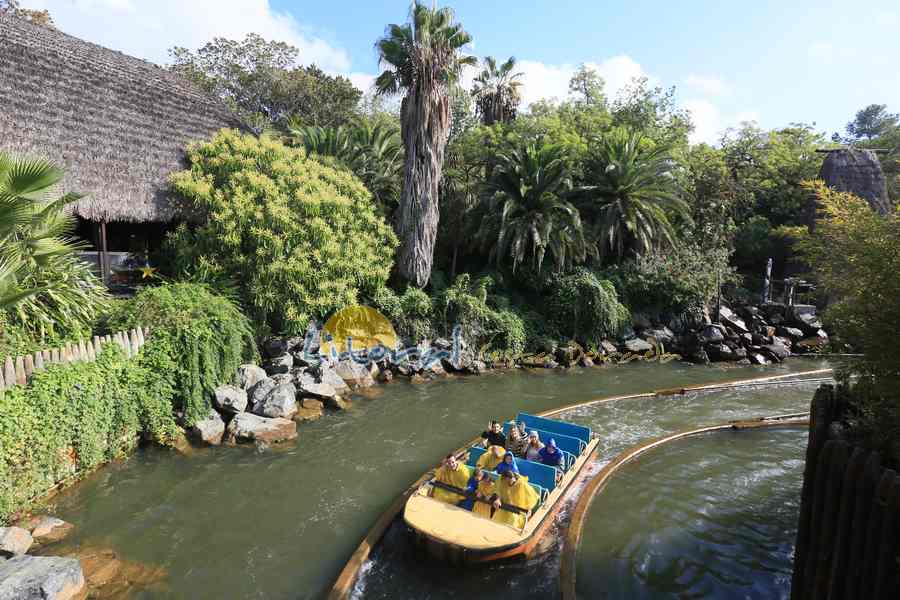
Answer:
[818,148,892,215]
[0,14,244,224]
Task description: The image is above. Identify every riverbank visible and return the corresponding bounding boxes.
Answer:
[34,360,828,599]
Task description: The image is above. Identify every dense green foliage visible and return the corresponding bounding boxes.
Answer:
[801,182,900,462]
[165,130,398,335]
[546,269,629,345]
[0,341,180,523]
[103,283,257,426]
[169,34,362,132]
[0,153,109,345]
[471,56,523,125]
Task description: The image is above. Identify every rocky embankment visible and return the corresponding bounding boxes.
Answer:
[1,518,83,600]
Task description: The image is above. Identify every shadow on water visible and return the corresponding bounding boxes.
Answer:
[43,360,826,599]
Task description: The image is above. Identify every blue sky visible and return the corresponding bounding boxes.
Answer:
[27,1,900,143]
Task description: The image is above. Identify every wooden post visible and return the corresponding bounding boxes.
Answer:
[130,329,140,353]
[99,220,109,286]
[844,452,883,598]
[23,354,34,381]
[860,471,895,599]
[811,440,849,599]
[78,340,88,362]
[762,257,773,304]
[41,349,50,364]
[51,348,60,364]
[0,369,5,390]
[122,332,132,358]
[826,447,868,597]
[136,327,145,346]
[873,474,900,599]
[14,356,26,385]
[34,352,44,373]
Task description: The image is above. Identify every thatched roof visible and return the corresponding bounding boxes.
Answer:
[819,148,892,215]
[0,15,245,223]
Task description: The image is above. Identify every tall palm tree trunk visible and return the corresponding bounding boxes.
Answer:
[397,78,451,288]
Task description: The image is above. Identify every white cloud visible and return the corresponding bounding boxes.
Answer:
[347,72,376,94]
[683,99,759,145]
[807,41,856,63]
[26,0,352,72]
[685,74,729,96]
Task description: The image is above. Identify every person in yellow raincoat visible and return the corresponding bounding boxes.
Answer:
[472,470,497,519]
[476,445,506,472]
[431,454,472,505]
[492,471,539,529]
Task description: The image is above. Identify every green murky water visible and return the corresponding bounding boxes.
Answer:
[576,427,805,599]
[46,360,826,599]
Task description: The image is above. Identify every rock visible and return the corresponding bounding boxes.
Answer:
[797,335,828,351]
[740,332,754,346]
[706,343,734,362]
[213,385,248,414]
[324,396,349,411]
[578,355,595,368]
[732,346,748,360]
[796,313,824,336]
[470,360,488,374]
[261,337,289,358]
[735,358,751,365]
[719,307,749,334]
[762,341,790,362]
[433,338,452,350]
[699,324,726,344]
[632,313,653,330]
[293,406,324,423]
[252,383,298,419]
[777,326,804,341]
[226,413,297,444]
[300,398,324,410]
[296,373,339,401]
[335,359,375,388]
[318,365,350,392]
[237,364,267,391]
[554,345,581,367]
[623,338,653,353]
[643,327,674,345]
[0,555,85,600]
[377,368,393,383]
[270,373,294,387]
[264,354,293,376]
[248,378,277,409]
[688,349,710,365]
[190,411,226,446]
[421,359,446,377]
[410,374,427,384]
[599,340,618,355]
[0,527,32,556]
[29,518,73,546]
[749,352,769,365]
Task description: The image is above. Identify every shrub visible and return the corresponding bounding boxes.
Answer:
[370,286,435,342]
[800,182,900,462]
[0,344,178,523]
[547,268,630,345]
[603,243,736,314]
[435,274,526,357]
[165,130,398,335]
[103,283,257,426]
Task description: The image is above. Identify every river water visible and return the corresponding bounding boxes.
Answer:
[46,360,828,599]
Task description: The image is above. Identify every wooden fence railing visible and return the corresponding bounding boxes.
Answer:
[791,385,900,599]
[0,327,148,391]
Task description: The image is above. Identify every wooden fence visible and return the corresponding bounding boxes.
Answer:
[791,385,900,599]
[0,327,148,391]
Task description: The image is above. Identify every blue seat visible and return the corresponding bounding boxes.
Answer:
[516,458,558,492]
[508,423,585,456]
[517,413,591,445]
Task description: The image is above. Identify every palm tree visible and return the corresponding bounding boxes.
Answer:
[475,142,589,273]
[287,119,403,213]
[576,128,688,260]
[471,56,524,125]
[0,153,108,337]
[375,1,475,287]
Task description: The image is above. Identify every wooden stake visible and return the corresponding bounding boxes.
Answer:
[51,348,60,364]
[3,357,13,386]
[34,352,45,372]
[23,354,34,380]
[15,356,26,385]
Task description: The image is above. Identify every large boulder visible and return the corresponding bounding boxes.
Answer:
[598,340,619,355]
[226,413,297,444]
[762,341,791,362]
[0,527,32,556]
[190,410,226,446]
[643,327,674,345]
[237,364,267,390]
[623,338,653,353]
[213,385,248,415]
[706,343,735,362]
[248,378,277,410]
[318,364,350,392]
[699,324,726,344]
[264,354,293,376]
[719,306,749,334]
[795,313,825,336]
[252,383,298,419]
[0,555,85,600]
[29,518,73,546]
[335,359,375,388]
[260,337,289,358]
[296,373,339,401]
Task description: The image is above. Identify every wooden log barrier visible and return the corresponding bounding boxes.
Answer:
[825,446,867,597]
[873,474,900,599]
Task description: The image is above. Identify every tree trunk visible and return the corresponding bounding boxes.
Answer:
[397,74,451,288]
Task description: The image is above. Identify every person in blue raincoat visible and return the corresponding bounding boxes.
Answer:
[496,451,519,477]
[538,438,564,469]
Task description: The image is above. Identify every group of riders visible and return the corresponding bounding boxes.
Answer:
[429,420,567,529]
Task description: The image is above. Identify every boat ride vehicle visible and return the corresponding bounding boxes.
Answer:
[403,412,600,563]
